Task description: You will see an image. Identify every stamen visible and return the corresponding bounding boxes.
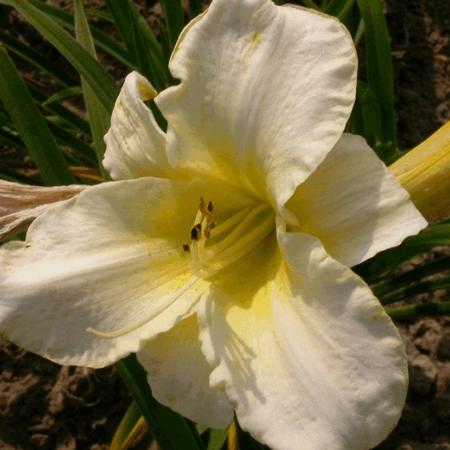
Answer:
[86,277,199,339]
[186,200,274,279]
[207,204,268,254]
[209,205,253,237]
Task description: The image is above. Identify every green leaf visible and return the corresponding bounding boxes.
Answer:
[28,82,91,136]
[207,429,228,450]
[74,0,111,177]
[373,254,450,301]
[106,0,168,91]
[45,120,97,165]
[0,30,78,86]
[302,0,320,9]
[42,86,83,107]
[355,224,450,283]
[159,0,185,51]
[115,354,204,450]
[84,8,115,23]
[110,401,147,450]
[0,126,26,153]
[0,46,74,185]
[348,81,382,149]
[356,0,396,161]
[323,0,355,17]
[380,276,450,305]
[188,0,203,18]
[387,301,450,322]
[9,0,118,113]
[24,0,132,68]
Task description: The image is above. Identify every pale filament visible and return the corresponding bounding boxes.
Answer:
[188,200,273,279]
[86,276,199,339]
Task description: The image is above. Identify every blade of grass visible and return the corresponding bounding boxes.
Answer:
[356,0,396,160]
[0,46,74,185]
[74,0,111,177]
[387,301,450,321]
[116,354,204,450]
[9,0,118,113]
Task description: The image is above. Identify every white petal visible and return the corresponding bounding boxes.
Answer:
[287,133,427,266]
[0,178,213,367]
[199,229,407,450]
[0,180,85,241]
[157,0,357,210]
[138,314,233,429]
[103,72,172,180]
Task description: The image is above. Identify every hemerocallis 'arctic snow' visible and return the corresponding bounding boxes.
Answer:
[0,0,427,449]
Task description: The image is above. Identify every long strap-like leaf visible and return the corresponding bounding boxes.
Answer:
[0,46,74,185]
[356,0,396,159]
[8,0,118,113]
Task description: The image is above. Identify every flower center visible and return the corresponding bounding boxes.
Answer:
[183,198,274,280]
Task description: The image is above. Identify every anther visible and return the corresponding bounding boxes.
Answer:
[183,244,190,252]
[207,201,213,212]
[190,223,202,241]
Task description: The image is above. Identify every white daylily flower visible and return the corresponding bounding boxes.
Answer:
[0,0,427,449]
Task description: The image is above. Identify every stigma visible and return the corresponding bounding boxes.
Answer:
[184,198,273,279]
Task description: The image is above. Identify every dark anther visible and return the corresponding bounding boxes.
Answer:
[190,223,202,241]
[183,244,190,252]
[207,201,213,212]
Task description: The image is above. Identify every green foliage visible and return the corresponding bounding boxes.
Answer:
[116,355,204,450]
[0,46,74,185]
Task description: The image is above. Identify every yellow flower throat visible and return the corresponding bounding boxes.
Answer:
[86,198,273,340]
[184,198,274,280]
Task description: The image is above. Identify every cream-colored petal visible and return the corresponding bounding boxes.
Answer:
[199,228,407,450]
[138,315,233,429]
[0,180,85,241]
[0,178,217,368]
[157,0,357,209]
[103,72,172,180]
[287,133,427,266]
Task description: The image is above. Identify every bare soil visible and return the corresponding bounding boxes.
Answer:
[0,0,449,449]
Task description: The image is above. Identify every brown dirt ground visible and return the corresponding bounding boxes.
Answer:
[0,0,449,449]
